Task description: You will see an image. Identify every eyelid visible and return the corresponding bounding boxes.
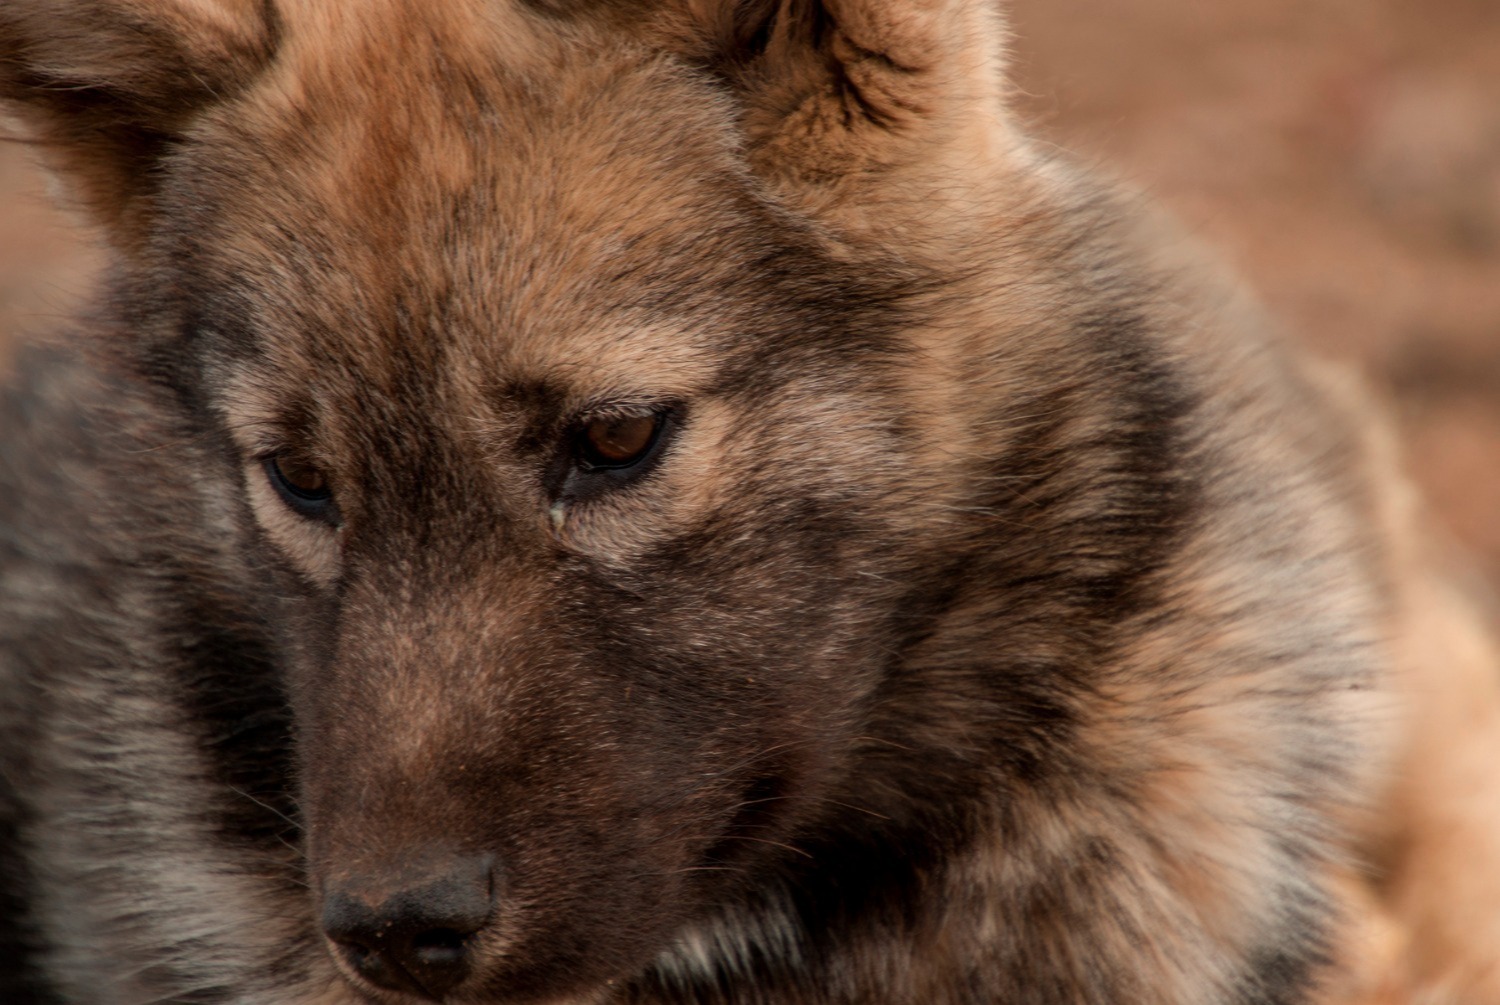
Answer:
[576,399,671,423]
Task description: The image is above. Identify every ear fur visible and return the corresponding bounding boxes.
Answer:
[0,0,277,245]
[690,3,1010,195]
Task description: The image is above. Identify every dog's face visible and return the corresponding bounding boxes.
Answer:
[2,1,1014,1000]
[201,34,924,1003]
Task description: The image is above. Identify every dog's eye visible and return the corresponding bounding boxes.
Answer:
[578,414,661,470]
[551,407,676,503]
[264,455,338,523]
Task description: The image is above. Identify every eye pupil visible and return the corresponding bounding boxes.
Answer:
[274,457,327,496]
[582,415,657,467]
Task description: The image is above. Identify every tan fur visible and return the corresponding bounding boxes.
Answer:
[2,2,1499,1003]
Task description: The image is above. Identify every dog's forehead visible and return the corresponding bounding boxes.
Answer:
[190,2,770,405]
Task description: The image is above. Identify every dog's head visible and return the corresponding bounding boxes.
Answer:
[1,1,1026,1000]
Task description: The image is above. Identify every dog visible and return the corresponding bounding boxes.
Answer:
[3,1,1500,1002]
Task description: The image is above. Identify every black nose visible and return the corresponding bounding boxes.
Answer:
[322,854,495,1000]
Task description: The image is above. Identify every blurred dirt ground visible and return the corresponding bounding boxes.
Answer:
[1,0,1497,581]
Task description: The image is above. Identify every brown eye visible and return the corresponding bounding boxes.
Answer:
[553,406,677,501]
[579,413,660,469]
[264,455,336,521]
[276,457,326,494]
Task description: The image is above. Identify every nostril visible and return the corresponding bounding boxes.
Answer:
[321,853,496,998]
[333,938,415,995]
[411,928,469,968]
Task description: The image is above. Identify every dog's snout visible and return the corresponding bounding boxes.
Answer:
[322,854,495,1000]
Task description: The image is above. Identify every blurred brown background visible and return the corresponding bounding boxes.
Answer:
[1,0,1497,581]
[1006,0,1500,584]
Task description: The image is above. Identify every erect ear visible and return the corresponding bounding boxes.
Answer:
[0,0,277,248]
[688,0,1018,218]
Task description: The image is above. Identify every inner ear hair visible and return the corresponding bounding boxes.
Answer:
[0,0,279,244]
[668,0,1014,222]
